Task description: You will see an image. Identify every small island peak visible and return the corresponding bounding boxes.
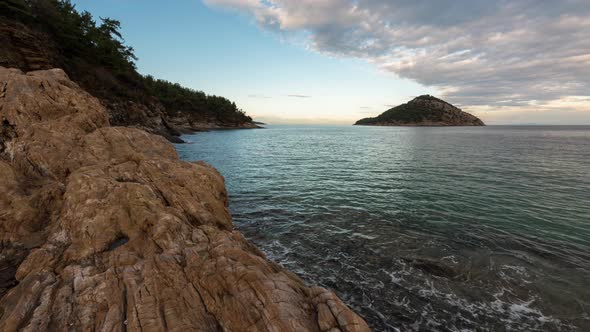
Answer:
[355,95,484,126]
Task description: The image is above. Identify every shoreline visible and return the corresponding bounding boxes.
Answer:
[173,123,264,143]
[0,67,371,331]
[353,122,486,127]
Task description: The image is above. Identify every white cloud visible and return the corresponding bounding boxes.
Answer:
[203,0,260,10]
[204,0,590,114]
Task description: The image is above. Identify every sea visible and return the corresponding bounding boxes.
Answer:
[175,125,590,332]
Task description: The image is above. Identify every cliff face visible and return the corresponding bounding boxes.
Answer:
[355,95,485,126]
[0,20,58,72]
[0,67,369,331]
[0,17,258,143]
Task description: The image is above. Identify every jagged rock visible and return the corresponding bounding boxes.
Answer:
[0,67,371,332]
[355,95,485,126]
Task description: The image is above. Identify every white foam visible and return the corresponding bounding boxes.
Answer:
[352,232,377,240]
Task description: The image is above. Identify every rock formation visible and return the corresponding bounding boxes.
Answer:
[0,20,58,72]
[355,95,485,126]
[0,67,370,331]
[0,17,258,144]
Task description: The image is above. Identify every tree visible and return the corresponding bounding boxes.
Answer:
[2,0,251,126]
[0,0,33,20]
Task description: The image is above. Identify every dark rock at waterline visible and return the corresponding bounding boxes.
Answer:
[400,256,460,279]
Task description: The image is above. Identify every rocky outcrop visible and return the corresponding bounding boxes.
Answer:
[355,95,485,126]
[0,18,258,143]
[0,67,370,331]
[0,21,58,72]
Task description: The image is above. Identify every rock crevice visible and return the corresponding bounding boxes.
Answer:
[0,67,370,331]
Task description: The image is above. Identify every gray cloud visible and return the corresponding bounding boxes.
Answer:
[287,94,312,98]
[205,0,590,111]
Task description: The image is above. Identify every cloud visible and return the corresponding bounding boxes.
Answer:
[248,94,272,99]
[203,0,260,11]
[204,0,590,112]
[287,94,312,98]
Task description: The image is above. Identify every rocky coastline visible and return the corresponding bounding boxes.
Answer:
[0,19,260,144]
[0,67,370,331]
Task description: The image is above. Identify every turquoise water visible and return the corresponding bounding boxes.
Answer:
[176,125,590,331]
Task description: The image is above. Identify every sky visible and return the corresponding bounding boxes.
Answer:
[70,0,590,125]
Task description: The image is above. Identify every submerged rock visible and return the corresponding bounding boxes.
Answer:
[355,95,485,126]
[0,67,370,331]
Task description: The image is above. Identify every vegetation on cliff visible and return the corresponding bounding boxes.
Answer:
[143,75,250,125]
[0,0,254,140]
[355,95,485,126]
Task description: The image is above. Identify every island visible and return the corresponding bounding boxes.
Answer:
[355,95,485,126]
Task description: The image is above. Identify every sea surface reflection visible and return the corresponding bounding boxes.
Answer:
[176,125,590,331]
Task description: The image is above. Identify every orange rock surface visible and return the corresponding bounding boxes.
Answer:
[0,67,371,332]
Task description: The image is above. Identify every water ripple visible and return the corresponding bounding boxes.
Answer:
[176,125,590,331]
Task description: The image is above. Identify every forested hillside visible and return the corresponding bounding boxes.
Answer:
[0,0,256,141]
